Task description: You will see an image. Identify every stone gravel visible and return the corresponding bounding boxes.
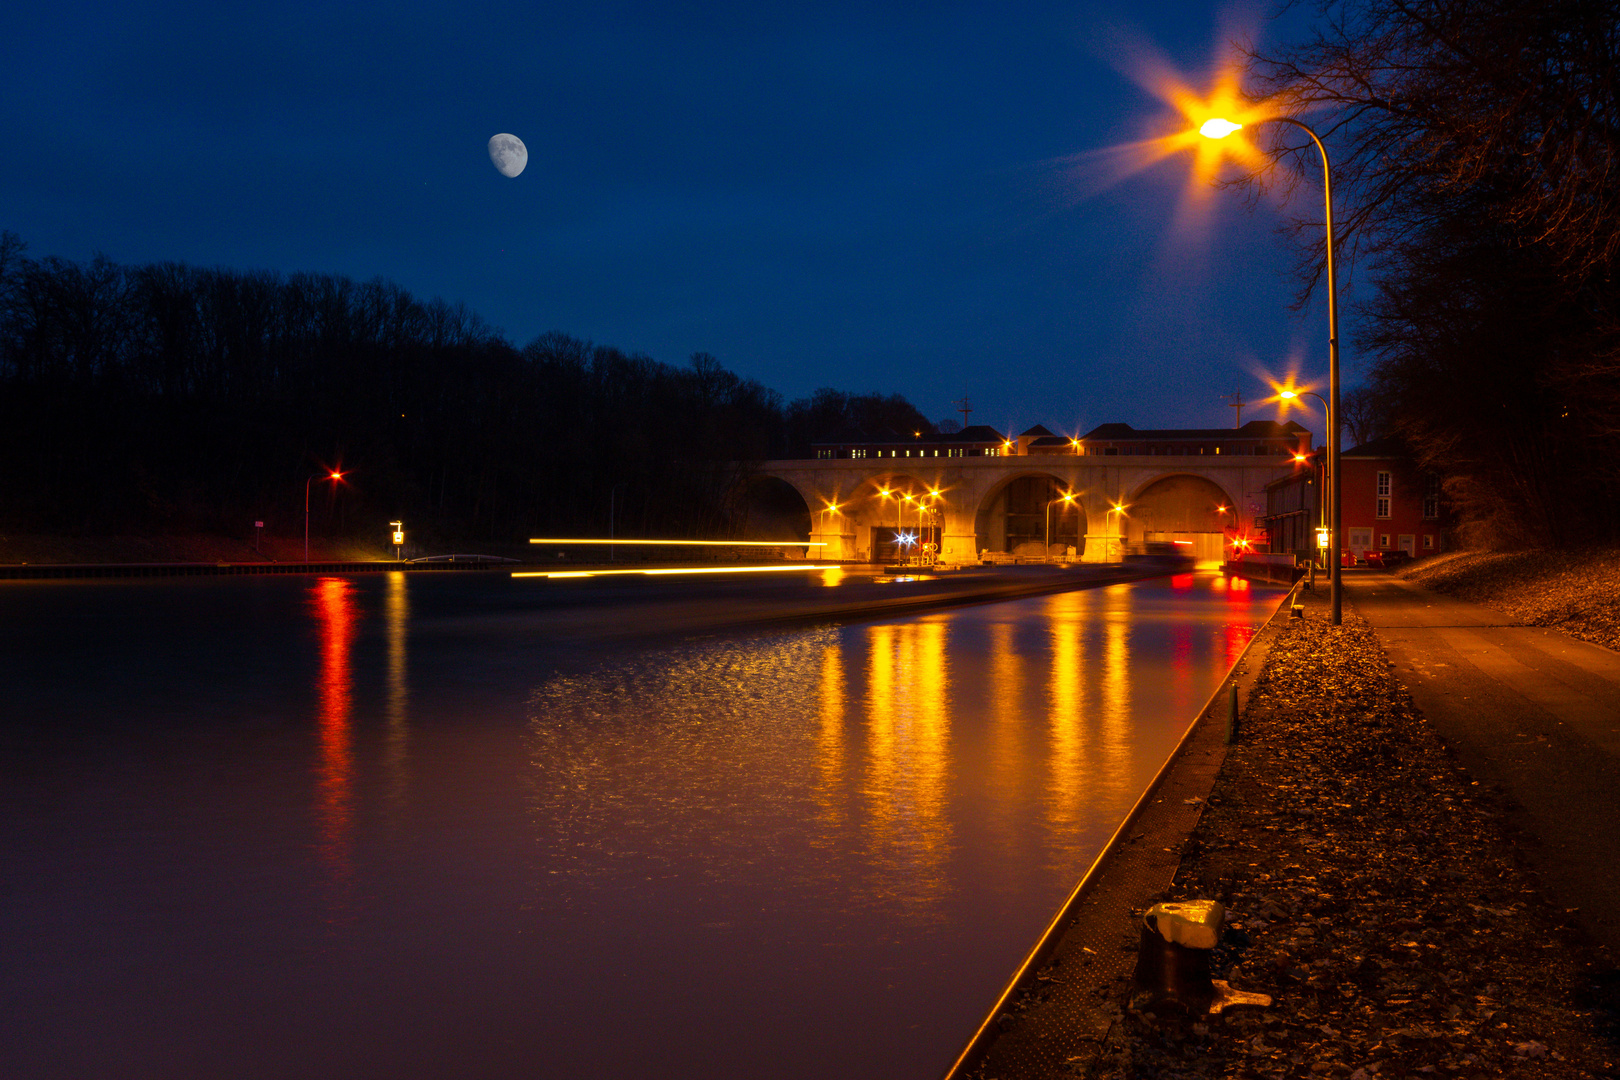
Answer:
[1081,585,1620,1079]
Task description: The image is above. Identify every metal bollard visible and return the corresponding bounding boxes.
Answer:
[1132,900,1272,1015]
[1226,683,1239,744]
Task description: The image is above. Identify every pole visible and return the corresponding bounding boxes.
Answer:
[1255,117,1343,625]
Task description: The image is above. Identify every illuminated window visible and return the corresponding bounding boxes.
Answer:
[850,449,866,459]
[1376,497,1391,518]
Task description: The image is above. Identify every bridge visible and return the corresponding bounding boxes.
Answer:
[751,454,1305,565]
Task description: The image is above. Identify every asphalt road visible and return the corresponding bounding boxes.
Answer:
[1346,572,1620,950]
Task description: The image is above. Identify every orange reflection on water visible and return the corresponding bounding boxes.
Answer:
[986,621,1027,846]
[1044,593,1089,832]
[814,642,848,836]
[1099,589,1135,802]
[309,576,358,922]
[862,620,951,907]
[384,572,410,811]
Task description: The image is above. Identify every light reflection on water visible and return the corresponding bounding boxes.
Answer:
[311,576,358,923]
[0,570,1281,1080]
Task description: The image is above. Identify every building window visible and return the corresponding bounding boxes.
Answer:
[817,449,833,459]
[1423,534,1434,549]
[1423,476,1440,519]
[1377,470,1391,496]
[1376,496,1391,519]
[850,449,866,459]
[1380,534,1391,549]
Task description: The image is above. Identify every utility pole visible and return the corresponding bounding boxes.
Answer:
[1223,392,1246,428]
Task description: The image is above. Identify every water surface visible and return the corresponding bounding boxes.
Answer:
[0,570,1280,1078]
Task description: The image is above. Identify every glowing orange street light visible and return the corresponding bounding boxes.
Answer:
[1045,491,1077,555]
[1199,118,1243,139]
[1202,112,1342,624]
[305,470,344,562]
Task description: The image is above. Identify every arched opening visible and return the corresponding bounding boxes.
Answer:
[975,473,1086,558]
[1127,474,1234,567]
[848,474,936,563]
[737,475,810,542]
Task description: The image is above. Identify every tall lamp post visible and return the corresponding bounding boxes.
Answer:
[1045,491,1076,558]
[305,470,343,563]
[1279,388,1332,554]
[1201,115,1342,625]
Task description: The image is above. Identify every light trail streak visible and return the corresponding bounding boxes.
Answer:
[530,538,824,547]
[512,564,842,580]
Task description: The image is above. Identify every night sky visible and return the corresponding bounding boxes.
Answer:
[2,1,1347,439]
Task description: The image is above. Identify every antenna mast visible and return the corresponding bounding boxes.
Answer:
[1222,392,1247,428]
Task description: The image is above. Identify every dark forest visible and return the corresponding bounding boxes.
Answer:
[0,235,933,548]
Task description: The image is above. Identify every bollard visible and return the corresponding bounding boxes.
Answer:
[1226,683,1239,744]
[1133,900,1273,1015]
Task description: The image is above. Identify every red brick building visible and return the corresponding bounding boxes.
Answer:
[1339,437,1449,562]
[1263,436,1451,562]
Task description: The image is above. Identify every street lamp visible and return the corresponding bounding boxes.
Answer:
[305,470,344,562]
[1202,115,1343,624]
[1107,502,1127,564]
[1045,491,1077,557]
[1280,388,1332,551]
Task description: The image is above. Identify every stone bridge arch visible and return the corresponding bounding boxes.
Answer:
[1121,473,1237,567]
[971,469,1090,558]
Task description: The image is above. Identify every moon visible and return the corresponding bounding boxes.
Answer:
[488,134,527,178]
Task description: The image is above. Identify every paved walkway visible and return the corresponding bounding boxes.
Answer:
[1346,572,1620,951]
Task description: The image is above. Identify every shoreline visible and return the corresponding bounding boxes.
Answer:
[964,570,1620,1079]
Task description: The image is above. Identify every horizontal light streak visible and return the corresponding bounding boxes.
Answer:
[530,538,824,547]
[513,564,842,580]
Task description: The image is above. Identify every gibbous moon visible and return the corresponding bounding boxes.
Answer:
[488,133,527,178]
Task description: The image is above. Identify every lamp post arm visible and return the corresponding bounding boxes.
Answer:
[1257,115,1342,625]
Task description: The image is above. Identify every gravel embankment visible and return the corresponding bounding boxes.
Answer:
[1082,583,1619,1079]
[1400,549,1620,652]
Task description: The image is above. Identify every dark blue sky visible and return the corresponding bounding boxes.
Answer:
[2,1,1349,438]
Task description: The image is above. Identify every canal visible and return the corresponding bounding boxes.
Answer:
[0,569,1283,1079]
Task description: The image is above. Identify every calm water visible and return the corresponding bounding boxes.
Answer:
[0,570,1280,1079]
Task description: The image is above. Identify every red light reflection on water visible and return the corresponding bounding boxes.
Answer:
[1170,573,1196,591]
[309,576,358,922]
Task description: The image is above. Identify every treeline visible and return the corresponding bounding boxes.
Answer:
[0,235,933,544]
[1241,0,1620,547]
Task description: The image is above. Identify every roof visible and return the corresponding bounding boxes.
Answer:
[1080,419,1310,442]
[1342,436,1408,458]
[1019,424,1057,438]
[948,425,1009,443]
[810,424,1008,446]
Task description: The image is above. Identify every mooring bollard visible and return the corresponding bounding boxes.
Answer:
[1132,900,1273,1015]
